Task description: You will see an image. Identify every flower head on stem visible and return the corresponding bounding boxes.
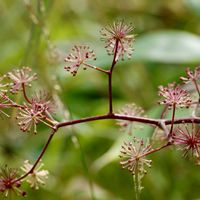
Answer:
[0,165,26,197]
[158,82,192,109]
[7,67,37,93]
[21,160,49,190]
[100,20,135,60]
[64,45,96,76]
[172,124,200,159]
[180,66,200,84]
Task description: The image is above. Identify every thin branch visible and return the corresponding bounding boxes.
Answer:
[83,63,109,74]
[22,83,32,104]
[108,40,119,114]
[13,129,56,183]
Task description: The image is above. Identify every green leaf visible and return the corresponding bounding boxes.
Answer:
[134,31,200,64]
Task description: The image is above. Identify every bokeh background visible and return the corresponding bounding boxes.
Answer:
[0,0,200,199]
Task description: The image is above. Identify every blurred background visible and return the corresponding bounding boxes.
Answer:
[0,0,200,199]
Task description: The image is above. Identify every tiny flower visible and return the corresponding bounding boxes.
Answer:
[7,67,37,93]
[31,91,55,115]
[119,137,152,175]
[21,160,49,190]
[172,125,200,158]
[180,66,200,84]
[64,45,96,76]
[116,103,144,135]
[100,20,135,60]
[0,75,9,94]
[16,103,45,134]
[0,165,26,197]
[158,82,192,109]
[0,93,13,117]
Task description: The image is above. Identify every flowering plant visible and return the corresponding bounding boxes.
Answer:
[1,20,200,199]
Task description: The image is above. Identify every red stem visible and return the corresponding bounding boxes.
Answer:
[108,40,119,114]
[22,83,32,104]
[168,104,176,138]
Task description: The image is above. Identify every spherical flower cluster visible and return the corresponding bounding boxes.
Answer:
[100,20,135,60]
[158,82,192,109]
[172,125,200,159]
[0,166,26,197]
[119,137,152,175]
[21,160,49,190]
[64,45,96,76]
[7,67,37,93]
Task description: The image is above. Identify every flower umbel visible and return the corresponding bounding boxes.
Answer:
[16,103,46,134]
[158,82,192,109]
[172,125,200,158]
[21,160,49,190]
[180,66,200,84]
[100,20,135,60]
[116,103,144,135]
[0,166,26,197]
[64,45,96,76]
[119,137,152,175]
[7,67,37,93]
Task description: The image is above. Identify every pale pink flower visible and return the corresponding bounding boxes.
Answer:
[64,45,96,76]
[180,66,200,84]
[100,20,135,60]
[158,82,192,109]
[7,67,37,93]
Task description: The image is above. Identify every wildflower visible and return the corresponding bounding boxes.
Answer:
[119,137,152,175]
[16,103,45,134]
[116,103,144,135]
[172,125,200,158]
[64,45,96,76]
[21,160,49,190]
[100,20,135,60]
[158,82,192,109]
[31,91,55,114]
[180,66,200,84]
[0,165,26,197]
[7,67,37,93]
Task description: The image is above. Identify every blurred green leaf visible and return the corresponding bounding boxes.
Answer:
[185,0,200,17]
[134,31,200,64]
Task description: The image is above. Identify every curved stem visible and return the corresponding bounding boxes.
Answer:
[13,129,56,183]
[83,63,109,74]
[22,83,32,104]
[108,40,119,114]
[168,104,176,138]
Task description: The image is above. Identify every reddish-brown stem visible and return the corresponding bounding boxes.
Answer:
[13,129,56,183]
[139,142,171,158]
[168,104,176,138]
[83,63,109,74]
[22,83,32,104]
[108,40,119,114]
